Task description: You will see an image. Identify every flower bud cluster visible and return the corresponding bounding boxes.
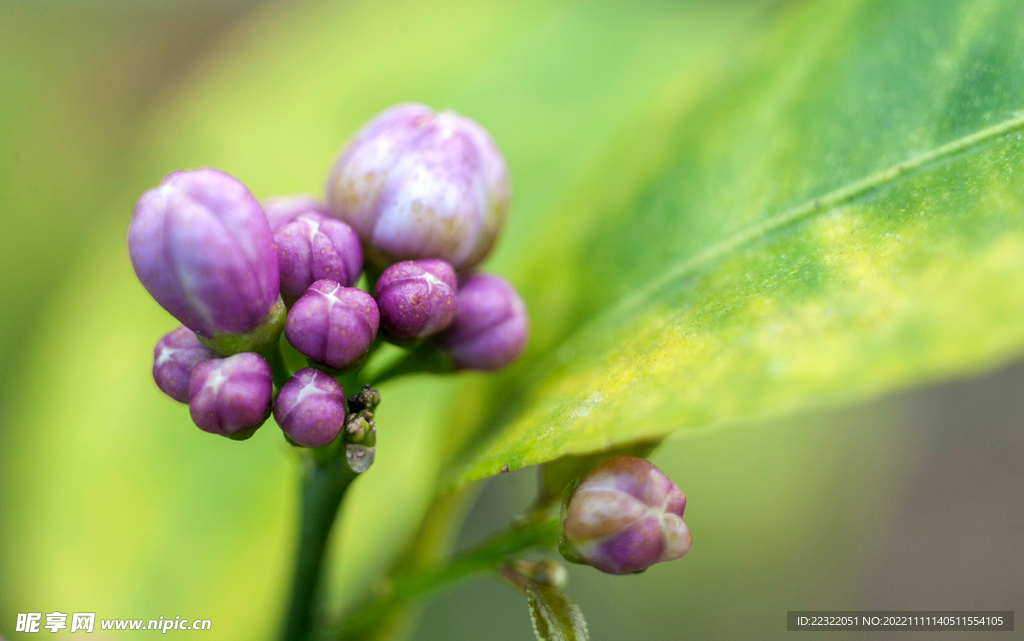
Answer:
[130,103,528,446]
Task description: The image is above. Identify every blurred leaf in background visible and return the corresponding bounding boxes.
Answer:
[0,0,272,382]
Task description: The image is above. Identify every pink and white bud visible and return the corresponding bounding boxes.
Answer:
[559,456,692,575]
[128,169,280,340]
[188,352,274,439]
[375,259,457,340]
[275,212,363,306]
[326,103,509,270]
[152,326,217,403]
[437,273,527,370]
[284,280,379,369]
[273,368,347,448]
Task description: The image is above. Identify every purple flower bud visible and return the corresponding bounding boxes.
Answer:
[285,279,379,369]
[326,103,510,270]
[272,368,346,447]
[262,194,329,231]
[128,169,281,342]
[153,326,217,403]
[374,259,457,340]
[188,352,274,439]
[275,212,364,306]
[559,456,691,575]
[437,273,527,370]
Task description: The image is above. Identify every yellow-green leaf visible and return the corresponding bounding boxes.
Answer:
[445,0,1024,487]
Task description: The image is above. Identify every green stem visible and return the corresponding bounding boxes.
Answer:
[336,372,361,405]
[280,458,358,641]
[497,563,531,592]
[338,518,559,639]
[367,341,453,386]
[260,337,291,389]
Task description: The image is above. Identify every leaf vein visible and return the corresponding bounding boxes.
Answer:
[605,111,1024,322]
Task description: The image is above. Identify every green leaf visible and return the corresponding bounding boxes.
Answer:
[444,0,1024,488]
[525,584,589,641]
[535,439,660,510]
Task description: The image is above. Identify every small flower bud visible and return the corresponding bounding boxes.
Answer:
[152,326,217,403]
[437,273,527,370]
[346,384,382,413]
[128,169,281,344]
[188,352,273,440]
[262,194,329,231]
[284,279,379,369]
[559,456,691,575]
[272,368,346,448]
[275,212,363,306]
[344,410,377,446]
[326,103,510,270]
[515,558,568,589]
[375,259,457,340]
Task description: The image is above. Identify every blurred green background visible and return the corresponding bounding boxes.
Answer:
[1,0,1020,639]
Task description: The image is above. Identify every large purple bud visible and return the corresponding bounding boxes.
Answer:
[559,456,692,575]
[326,103,510,271]
[285,279,379,369]
[375,259,457,341]
[437,273,527,370]
[128,169,284,353]
[153,326,217,403]
[273,368,346,448]
[188,352,274,440]
[275,212,363,306]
